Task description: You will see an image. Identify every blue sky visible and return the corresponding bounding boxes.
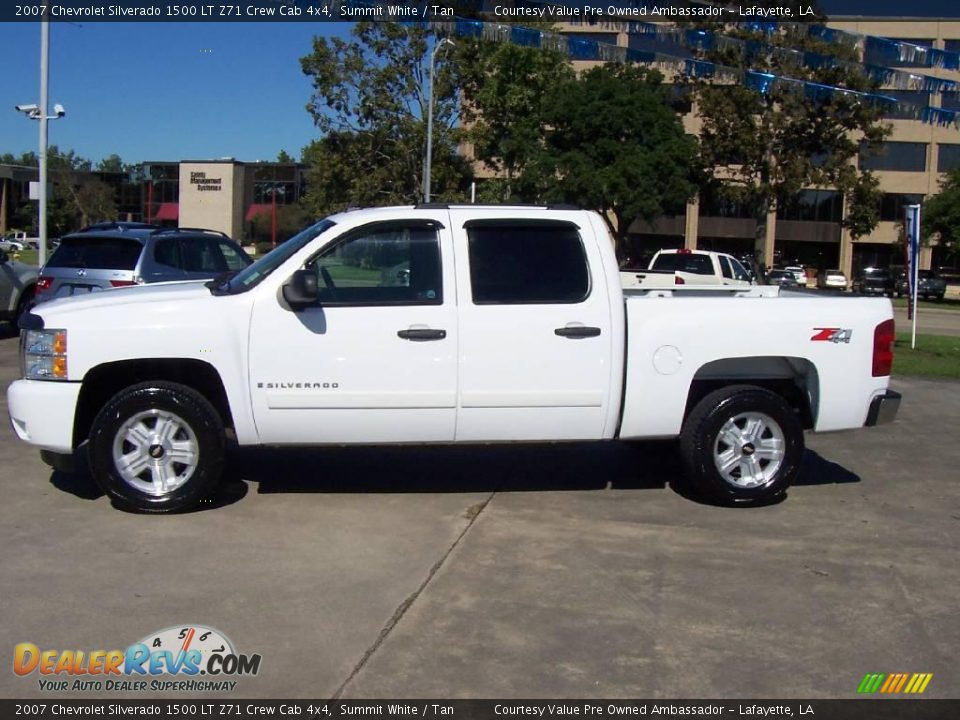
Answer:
[1,3,958,167]
[0,22,352,165]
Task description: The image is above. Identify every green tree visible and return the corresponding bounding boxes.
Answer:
[923,168,960,260]
[299,22,470,215]
[96,153,125,172]
[0,151,38,166]
[456,33,574,203]
[538,64,700,258]
[47,147,117,233]
[686,13,889,271]
[250,203,312,247]
[276,149,295,164]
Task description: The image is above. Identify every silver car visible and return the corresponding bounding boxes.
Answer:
[35,225,252,304]
[0,249,38,328]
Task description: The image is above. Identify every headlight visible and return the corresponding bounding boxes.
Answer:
[22,329,68,380]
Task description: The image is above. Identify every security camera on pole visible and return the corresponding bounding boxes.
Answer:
[14,2,65,268]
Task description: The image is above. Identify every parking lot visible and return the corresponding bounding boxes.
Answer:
[0,326,957,700]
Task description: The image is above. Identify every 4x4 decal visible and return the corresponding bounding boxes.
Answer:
[811,328,853,344]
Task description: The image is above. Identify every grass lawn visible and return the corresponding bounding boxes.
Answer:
[891,295,960,312]
[894,333,960,379]
[9,249,40,266]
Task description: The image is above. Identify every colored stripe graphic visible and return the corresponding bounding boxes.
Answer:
[858,673,885,693]
[857,672,932,694]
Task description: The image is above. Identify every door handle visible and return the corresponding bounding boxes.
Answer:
[397,328,447,341]
[555,326,601,338]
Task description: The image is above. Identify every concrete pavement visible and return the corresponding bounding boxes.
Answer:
[0,327,957,700]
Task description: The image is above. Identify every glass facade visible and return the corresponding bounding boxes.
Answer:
[937,144,960,173]
[879,193,924,222]
[859,142,928,172]
[777,190,843,223]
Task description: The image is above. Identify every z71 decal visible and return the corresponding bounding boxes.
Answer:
[811,328,853,344]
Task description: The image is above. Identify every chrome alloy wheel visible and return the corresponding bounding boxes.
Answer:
[713,411,785,489]
[111,410,199,496]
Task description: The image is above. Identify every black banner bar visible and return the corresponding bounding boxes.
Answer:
[2,700,959,720]
[0,1,827,24]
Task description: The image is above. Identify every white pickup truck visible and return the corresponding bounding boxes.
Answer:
[620,249,753,288]
[7,205,900,513]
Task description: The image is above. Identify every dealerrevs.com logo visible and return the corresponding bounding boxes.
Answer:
[14,625,262,693]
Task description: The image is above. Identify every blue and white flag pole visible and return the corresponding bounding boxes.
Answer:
[905,204,922,350]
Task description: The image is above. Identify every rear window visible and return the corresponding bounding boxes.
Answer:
[651,252,714,275]
[865,269,890,278]
[47,236,143,270]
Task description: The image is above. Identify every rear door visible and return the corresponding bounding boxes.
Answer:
[450,212,614,442]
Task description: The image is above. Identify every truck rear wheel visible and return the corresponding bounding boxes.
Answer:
[88,381,225,513]
[679,385,803,505]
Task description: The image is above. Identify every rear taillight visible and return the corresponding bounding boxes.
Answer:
[36,276,53,292]
[109,280,137,287]
[674,275,686,285]
[872,319,895,377]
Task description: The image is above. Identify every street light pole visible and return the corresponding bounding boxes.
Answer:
[422,38,454,204]
[38,11,50,266]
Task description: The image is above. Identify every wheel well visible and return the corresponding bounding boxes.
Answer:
[74,359,234,447]
[685,357,819,430]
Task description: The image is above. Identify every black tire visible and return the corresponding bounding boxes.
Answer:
[936,294,945,302]
[88,381,225,513]
[679,385,804,505]
[13,286,36,327]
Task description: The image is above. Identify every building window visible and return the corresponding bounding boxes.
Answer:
[699,187,758,219]
[880,91,929,119]
[942,92,960,112]
[944,39,960,54]
[859,142,927,172]
[566,32,619,47]
[864,38,934,68]
[777,190,843,223]
[879,193,924,222]
[938,144,960,173]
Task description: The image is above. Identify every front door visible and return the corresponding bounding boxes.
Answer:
[248,218,458,444]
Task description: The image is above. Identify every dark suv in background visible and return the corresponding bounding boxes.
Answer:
[35,224,252,304]
[852,267,894,297]
[895,269,947,301]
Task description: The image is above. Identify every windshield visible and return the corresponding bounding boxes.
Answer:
[225,219,336,294]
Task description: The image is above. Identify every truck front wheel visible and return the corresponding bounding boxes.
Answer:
[679,385,803,505]
[88,381,225,513]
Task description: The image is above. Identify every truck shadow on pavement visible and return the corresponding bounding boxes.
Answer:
[47,443,859,511]
[233,441,674,495]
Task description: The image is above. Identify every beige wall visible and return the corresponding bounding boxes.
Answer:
[178,162,243,238]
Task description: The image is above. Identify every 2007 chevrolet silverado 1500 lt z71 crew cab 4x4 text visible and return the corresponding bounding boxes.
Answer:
[7,206,901,513]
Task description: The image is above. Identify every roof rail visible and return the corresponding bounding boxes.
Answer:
[152,227,230,238]
[413,203,583,211]
[78,221,159,233]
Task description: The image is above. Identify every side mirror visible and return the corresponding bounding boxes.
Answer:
[282,269,319,309]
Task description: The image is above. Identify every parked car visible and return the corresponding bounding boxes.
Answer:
[852,267,894,297]
[782,266,808,286]
[767,269,799,287]
[9,205,899,513]
[896,269,947,301]
[817,269,848,291]
[0,249,38,327]
[34,226,253,304]
[0,237,25,253]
